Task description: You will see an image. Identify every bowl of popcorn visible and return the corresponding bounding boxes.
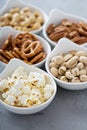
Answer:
[43,9,87,47]
[46,38,87,90]
[0,58,56,114]
[0,0,48,34]
[0,27,51,67]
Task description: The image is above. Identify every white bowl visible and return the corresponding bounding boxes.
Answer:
[45,38,87,90]
[0,58,57,114]
[0,27,51,68]
[43,9,87,48]
[0,0,48,34]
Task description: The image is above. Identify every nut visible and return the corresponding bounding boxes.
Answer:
[65,71,74,79]
[60,76,68,82]
[71,67,79,76]
[79,56,87,64]
[75,51,87,57]
[51,55,64,65]
[80,75,87,82]
[79,69,86,76]
[71,77,80,83]
[50,67,58,77]
[66,56,78,68]
[58,66,66,75]
[49,62,58,68]
[64,53,73,61]
[77,62,84,70]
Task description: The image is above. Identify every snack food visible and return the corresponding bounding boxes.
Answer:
[0,66,54,107]
[49,50,87,83]
[0,32,46,64]
[47,19,87,44]
[0,7,44,32]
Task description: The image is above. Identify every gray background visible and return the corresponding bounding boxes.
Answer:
[0,0,87,130]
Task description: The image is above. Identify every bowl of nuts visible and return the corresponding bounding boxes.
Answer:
[0,0,48,34]
[0,58,57,114]
[46,38,87,90]
[0,27,51,67]
[43,9,87,47]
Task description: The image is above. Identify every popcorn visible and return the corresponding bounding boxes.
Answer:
[44,84,54,99]
[5,95,16,106]
[12,66,28,79]
[0,66,54,107]
[28,72,46,87]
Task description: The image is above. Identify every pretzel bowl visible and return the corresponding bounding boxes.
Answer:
[43,9,87,48]
[0,27,51,67]
[0,58,57,114]
[45,38,87,90]
[0,0,48,34]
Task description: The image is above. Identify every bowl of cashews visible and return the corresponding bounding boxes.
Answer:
[43,9,87,48]
[0,27,51,67]
[0,0,48,34]
[0,58,57,114]
[46,38,87,90]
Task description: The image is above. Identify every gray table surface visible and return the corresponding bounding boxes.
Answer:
[0,0,87,130]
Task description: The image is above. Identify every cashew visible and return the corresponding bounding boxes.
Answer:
[60,76,68,82]
[75,51,87,57]
[20,7,30,14]
[80,75,87,82]
[71,77,80,83]
[4,13,12,20]
[65,71,74,79]
[66,56,78,68]
[49,62,58,68]
[10,13,20,24]
[59,66,66,75]
[32,22,41,30]
[71,67,79,76]
[64,54,73,61]
[50,67,58,77]
[79,56,87,64]
[9,7,20,14]
[79,69,86,76]
[77,62,84,70]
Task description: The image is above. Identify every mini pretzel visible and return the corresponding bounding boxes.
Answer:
[21,40,43,58]
[2,35,13,50]
[29,52,45,64]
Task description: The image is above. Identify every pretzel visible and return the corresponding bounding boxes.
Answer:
[2,35,13,50]
[12,33,38,48]
[21,40,43,58]
[0,32,46,65]
[29,52,46,64]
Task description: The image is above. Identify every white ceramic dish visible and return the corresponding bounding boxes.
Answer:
[43,9,87,48]
[45,38,87,90]
[0,58,57,114]
[0,27,51,68]
[0,0,48,34]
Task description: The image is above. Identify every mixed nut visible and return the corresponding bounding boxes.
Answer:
[49,50,87,83]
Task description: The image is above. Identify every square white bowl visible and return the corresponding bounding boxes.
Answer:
[0,27,51,68]
[0,58,57,114]
[43,9,87,48]
[45,38,87,90]
[0,0,48,34]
